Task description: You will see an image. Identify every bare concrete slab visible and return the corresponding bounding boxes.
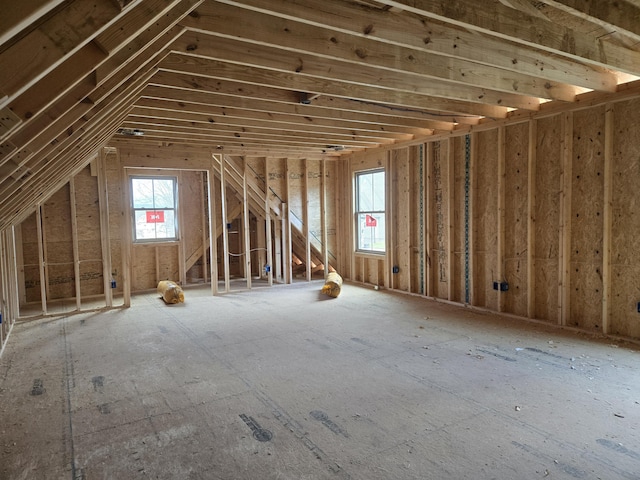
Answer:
[1,282,639,479]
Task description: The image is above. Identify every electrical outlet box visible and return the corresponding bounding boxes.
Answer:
[265,265,271,273]
[493,281,509,291]
[392,265,399,274]
[637,302,640,313]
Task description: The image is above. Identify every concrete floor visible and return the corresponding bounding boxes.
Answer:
[1,282,639,479]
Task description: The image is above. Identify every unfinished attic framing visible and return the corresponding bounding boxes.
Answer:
[14,148,339,316]
[3,0,640,354]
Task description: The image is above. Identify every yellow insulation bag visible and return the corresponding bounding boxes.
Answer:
[157,280,185,304]
[321,272,343,298]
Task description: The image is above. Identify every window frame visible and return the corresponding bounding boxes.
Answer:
[354,168,386,254]
[130,175,179,243]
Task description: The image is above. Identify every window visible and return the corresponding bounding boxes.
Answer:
[131,176,178,242]
[355,169,385,253]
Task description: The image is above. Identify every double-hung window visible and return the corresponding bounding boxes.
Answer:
[355,169,385,253]
[131,176,178,242]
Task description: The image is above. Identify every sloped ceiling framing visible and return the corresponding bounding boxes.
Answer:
[1,0,640,232]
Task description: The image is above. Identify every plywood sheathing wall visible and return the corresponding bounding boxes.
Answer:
[432,139,452,301]
[504,123,529,318]
[75,166,104,299]
[535,114,562,324]
[474,130,499,311]
[611,99,640,339]
[43,184,74,300]
[20,213,41,304]
[452,136,466,305]
[392,147,410,292]
[339,99,640,342]
[570,107,605,332]
[182,171,206,282]
[20,166,108,306]
[409,146,422,295]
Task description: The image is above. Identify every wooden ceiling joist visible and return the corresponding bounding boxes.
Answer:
[205,0,618,91]
[164,39,544,110]
[126,108,419,141]
[153,62,509,118]
[136,89,456,130]
[375,0,640,75]
[518,0,640,43]
[177,5,577,102]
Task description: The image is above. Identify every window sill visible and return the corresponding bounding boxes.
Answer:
[133,240,180,247]
[355,251,386,259]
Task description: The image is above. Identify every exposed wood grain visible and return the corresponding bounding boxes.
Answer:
[210,0,615,91]
[378,0,640,75]
[544,0,640,40]
[181,4,577,102]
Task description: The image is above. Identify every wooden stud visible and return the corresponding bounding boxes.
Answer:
[527,120,537,319]
[218,154,231,292]
[200,171,208,284]
[0,232,8,343]
[207,165,219,295]
[97,149,113,307]
[242,158,252,289]
[14,223,25,306]
[497,128,506,312]
[12,229,17,321]
[385,151,393,290]
[274,217,282,283]
[256,209,266,279]
[425,142,433,297]
[35,205,47,315]
[69,176,82,311]
[321,158,329,277]
[119,153,132,307]
[468,133,477,305]
[344,158,351,280]
[447,138,455,302]
[280,208,287,283]
[155,246,160,285]
[10,227,20,322]
[265,158,273,286]
[3,229,12,332]
[304,159,312,282]
[602,104,614,334]
[405,149,413,293]
[0,233,5,343]
[559,112,574,326]
[178,171,187,286]
[284,159,292,284]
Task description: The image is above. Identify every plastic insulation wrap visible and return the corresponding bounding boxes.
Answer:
[157,280,185,304]
[321,271,343,298]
